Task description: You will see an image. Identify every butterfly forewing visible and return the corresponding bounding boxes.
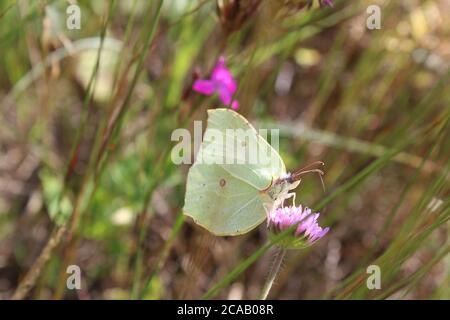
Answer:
[204,109,286,189]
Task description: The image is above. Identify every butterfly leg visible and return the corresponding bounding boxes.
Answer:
[281,192,296,207]
[263,203,272,227]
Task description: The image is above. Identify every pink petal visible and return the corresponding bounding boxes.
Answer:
[192,79,215,95]
[319,227,330,238]
[211,58,237,94]
[212,68,236,91]
[231,100,240,110]
[218,86,233,105]
[216,56,225,68]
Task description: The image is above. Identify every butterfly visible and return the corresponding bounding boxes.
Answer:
[183,108,323,236]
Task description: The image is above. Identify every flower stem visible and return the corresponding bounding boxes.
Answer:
[260,248,286,300]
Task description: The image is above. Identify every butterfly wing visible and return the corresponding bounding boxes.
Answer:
[203,108,286,189]
[183,109,286,236]
[183,162,271,235]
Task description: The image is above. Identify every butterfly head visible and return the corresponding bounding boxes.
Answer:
[263,162,325,210]
[266,173,300,201]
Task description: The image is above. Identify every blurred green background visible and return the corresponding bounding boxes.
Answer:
[0,0,449,299]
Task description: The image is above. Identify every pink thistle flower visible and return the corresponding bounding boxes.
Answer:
[192,56,240,110]
[268,205,329,247]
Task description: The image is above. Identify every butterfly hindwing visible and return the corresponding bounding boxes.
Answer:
[183,162,270,235]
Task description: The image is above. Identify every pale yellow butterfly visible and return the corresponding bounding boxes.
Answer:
[183,108,323,236]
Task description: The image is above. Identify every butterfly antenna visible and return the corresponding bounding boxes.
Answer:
[291,165,326,194]
[296,161,324,173]
[291,162,328,216]
[291,168,324,181]
[318,171,326,194]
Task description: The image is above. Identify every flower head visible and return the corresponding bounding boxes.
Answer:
[193,56,239,110]
[268,205,329,248]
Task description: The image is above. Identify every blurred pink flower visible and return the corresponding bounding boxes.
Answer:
[193,56,239,110]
